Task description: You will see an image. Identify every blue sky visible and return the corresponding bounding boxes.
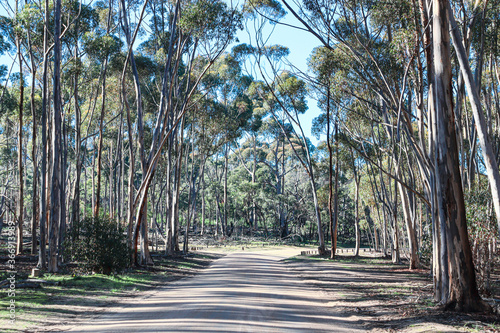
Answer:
[234,10,324,144]
[0,0,324,143]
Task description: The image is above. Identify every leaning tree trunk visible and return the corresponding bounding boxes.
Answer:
[448,5,500,237]
[432,0,489,311]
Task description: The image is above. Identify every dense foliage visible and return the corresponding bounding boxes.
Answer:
[65,216,130,274]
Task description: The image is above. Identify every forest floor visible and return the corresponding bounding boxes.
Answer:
[1,244,499,332]
[0,251,223,332]
[285,252,500,332]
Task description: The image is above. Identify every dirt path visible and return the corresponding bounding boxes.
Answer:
[60,249,363,333]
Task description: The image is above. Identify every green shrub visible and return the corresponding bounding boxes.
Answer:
[65,216,130,274]
[465,180,496,295]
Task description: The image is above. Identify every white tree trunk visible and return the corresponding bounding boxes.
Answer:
[448,5,500,236]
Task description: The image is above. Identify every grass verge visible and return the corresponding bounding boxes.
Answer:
[0,252,222,332]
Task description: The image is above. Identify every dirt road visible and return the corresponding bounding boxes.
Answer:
[63,249,362,332]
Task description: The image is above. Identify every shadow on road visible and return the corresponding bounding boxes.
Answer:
[67,251,362,332]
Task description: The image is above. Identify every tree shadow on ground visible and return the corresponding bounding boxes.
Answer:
[286,254,500,332]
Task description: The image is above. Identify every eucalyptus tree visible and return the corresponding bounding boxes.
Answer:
[38,0,50,270]
[431,0,488,312]
[272,72,325,248]
[260,118,295,236]
[46,0,98,271]
[66,2,98,231]
[200,54,253,236]
[188,92,233,236]
[231,136,267,231]
[231,128,267,232]
[3,0,27,255]
[0,41,15,241]
[447,1,500,237]
[236,38,328,252]
[238,19,330,244]
[243,81,269,230]
[300,0,488,309]
[0,16,9,235]
[270,0,425,265]
[83,0,122,219]
[18,1,41,255]
[308,45,341,258]
[243,0,491,308]
[129,0,243,263]
[245,0,420,256]
[15,0,25,255]
[0,0,33,255]
[48,0,63,272]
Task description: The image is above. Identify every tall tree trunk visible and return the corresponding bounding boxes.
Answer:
[252,135,257,231]
[354,172,360,257]
[201,168,205,236]
[109,142,114,218]
[71,45,81,230]
[124,87,135,251]
[16,17,24,255]
[328,97,334,258]
[59,100,68,264]
[119,0,146,172]
[223,143,228,236]
[448,5,500,237]
[392,175,401,264]
[49,0,63,273]
[184,158,204,253]
[398,182,420,269]
[94,58,109,219]
[165,140,173,254]
[281,139,287,237]
[28,30,38,255]
[170,148,181,254]
[310,176,325,255]
[332,124,340,258]
[94,0,112,219]
[432,0,488,311]
[351,148,361,257]
[38,0,50,269]
[418,0,444,300]
[139,199,152,265]
[118,114,124,224]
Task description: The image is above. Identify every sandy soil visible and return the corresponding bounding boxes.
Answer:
[284,251,499,332]
[1,253,220,332]
[57,248,363,332]
[6,247,500,332]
